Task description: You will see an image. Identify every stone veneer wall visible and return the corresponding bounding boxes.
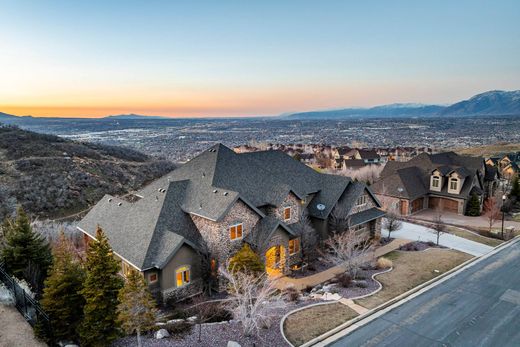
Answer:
[270,193,302,225]
[190,199,260,266]
[350,192,377,214]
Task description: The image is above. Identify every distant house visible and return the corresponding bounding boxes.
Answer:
[78,144,384,302]
[372,152,497,216]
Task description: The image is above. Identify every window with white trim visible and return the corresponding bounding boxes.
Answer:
[176,266,190,287]
[356,195,367,206]
[148,272,158,284]
[449,178,458,190]
[229,223,243,240]
[432,176,440,188]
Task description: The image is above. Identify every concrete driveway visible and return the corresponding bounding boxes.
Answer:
[388,221,494,256]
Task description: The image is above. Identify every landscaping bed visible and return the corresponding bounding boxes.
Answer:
[398,241,443,251]
[283,303,358,346]
[354,249,472,309]
[288,258,336,278]
[114,298,323,347]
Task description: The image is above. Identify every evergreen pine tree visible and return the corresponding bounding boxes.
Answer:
[79,227,124,347]
[228,244,264,274]
[1,207,52,291]
[466,193,481,216]
[510,175,520,198]
[38,232,86,344]
[117,270,157,347]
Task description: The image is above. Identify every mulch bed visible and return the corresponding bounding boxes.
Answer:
[398,241,444,252]
[331,268,390,299]
[288,258,336,278]
[113,298,322,347]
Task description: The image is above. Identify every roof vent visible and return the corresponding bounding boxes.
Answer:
[199,203,203,209]
[108,198,112,202]
[317,203,326,211]
[155,196,159,201]
[213,189,218,193]
[158,188,162,192]
[202,172,206,177]
[223,192,228,196]
[118,202,122,206]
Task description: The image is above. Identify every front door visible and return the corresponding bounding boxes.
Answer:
[265,245,286,277]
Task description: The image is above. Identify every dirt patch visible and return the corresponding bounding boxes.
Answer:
[354,248,472,309]
[0,305,46,347]
[283,303,358,346]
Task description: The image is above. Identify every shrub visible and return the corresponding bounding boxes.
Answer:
[164,320,193,338]
[284,287,300,302]
[303,285,314,293]
[376,257,393,269]
[334,273,352,288]
[228,244,264,274]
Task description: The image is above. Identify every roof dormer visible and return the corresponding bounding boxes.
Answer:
[447,170,465,195]
[430,169,443,192]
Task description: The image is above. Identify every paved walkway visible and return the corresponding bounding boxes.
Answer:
[411,209,520,230]
[275,239,410,291]
[392,222,494,256]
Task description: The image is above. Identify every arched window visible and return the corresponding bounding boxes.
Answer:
[432,176,440,188]
[449,178,458,190]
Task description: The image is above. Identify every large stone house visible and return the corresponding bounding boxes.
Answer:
[78,144,384,302]
[372,152,498,216]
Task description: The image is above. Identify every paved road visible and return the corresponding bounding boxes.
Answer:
[323,239,520,347]
[391,222,494,256]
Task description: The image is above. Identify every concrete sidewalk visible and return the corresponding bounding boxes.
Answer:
[275,239,410,291]
[392,222,494,256]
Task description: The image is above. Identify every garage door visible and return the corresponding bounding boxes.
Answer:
[428,197,458,213]
[411,198,424,213]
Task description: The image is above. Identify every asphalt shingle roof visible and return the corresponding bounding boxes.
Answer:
[78,144,368,270]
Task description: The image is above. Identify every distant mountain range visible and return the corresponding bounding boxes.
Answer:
[1,90,519,122]
[286,90,520,119]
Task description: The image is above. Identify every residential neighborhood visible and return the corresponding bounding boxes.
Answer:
[1,1,520,347]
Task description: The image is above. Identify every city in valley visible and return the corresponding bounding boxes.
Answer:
[1,1,520,347]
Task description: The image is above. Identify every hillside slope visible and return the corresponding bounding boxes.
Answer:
[440,90,520,116]
[0,126,176,220]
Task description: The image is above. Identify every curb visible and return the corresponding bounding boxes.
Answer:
[279,267,393,346]
[306,236,520,347]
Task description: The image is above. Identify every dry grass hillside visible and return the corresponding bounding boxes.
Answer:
[0,125,176,220]
[452,142,520,157]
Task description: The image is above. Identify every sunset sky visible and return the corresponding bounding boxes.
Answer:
[1,0,519,118]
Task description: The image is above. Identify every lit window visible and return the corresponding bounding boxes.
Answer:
[148,273,158,283]
[432,176,440,188]
[289,238,300,255]
[356,195,367,206]
[122,261,134,278]
[229,223,243,240]
[176,266,190,287]
[283,207,291,221]
[449,178,458,190]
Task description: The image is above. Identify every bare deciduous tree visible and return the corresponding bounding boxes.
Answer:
[328,202,351,235]
[291,212,318,270]
[483,196,501,232]
[324,230,375,279]
[219,263,281,337]
[382,213,402,240]
[431,213,447,245]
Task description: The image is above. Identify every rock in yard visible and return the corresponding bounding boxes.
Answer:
[322,292,342,301]
[228,341,241,347]
[166,318,185,324]
[187,315,198,322]
[322,284,337,292]
[155,329,170,339]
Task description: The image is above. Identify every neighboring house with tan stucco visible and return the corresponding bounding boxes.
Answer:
[372,152,498,216]
[78,144,384,303]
